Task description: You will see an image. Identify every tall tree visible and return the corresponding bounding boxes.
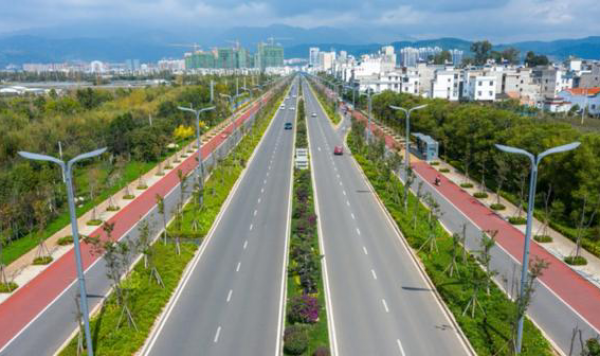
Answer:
[470,40,493,65]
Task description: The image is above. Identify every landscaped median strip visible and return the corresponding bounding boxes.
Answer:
[345,121,553,356]
[58,83,290,356]
[283,95,331,356]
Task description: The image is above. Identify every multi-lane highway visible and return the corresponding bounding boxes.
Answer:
[0,84,285,356]
[142,79,299,355]
[302,77,472,355]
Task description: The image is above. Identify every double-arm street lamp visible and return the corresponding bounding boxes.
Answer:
[495,141,580,354]
[18,147,108,356]
[177,106,216,206]
[389,104,428,209]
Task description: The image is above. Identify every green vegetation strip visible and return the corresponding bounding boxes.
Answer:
[283,97,330,356]
[308,82,341,126]
[347,125,552,356]
[60,83,289,356]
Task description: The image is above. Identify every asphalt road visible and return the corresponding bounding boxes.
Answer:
[142,79,299,356]
[0,83,286,356]
[303,77,471,356]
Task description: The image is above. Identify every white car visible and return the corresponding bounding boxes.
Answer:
[311,113,317,117]
[289,107,295,110]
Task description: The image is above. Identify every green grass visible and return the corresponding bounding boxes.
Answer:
[60,84,290,356]
[347,129,553,356]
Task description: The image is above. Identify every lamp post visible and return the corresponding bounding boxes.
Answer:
[389,104,428,210]
[495,141,580,354]
[220,93,243,148]
[18,147,108,356]
[177,105,216,206]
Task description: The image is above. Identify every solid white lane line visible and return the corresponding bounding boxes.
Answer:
[356,228,361,235]
[351,213,356,220]
[397,339,406,356]
[254,209,258,216]
[227,289,233,302]
[214,326,222,343]
[371,269,378,280]
[243,240,248,249]
[382,299,389,313]
[236,262,241,272]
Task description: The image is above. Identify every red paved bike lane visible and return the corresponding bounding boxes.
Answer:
[0,94,271,349]
[350,109,600,331]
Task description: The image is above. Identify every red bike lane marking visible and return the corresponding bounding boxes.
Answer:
[0,97,269,349]
[350,109,600,330]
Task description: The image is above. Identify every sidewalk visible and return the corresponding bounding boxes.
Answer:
[0,91,274,349]
[349,108,600,332]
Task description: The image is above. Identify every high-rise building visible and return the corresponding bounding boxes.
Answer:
[450,50,464,67]
[400,47,419,68]
[217,48,236,69]
[256,42,284,69]
[309,47,320,68]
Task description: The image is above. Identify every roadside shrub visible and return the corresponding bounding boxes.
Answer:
[0,282,18,293]
[509,216,527,225]
[313,346,331,356]
[564,255,587,266]
[460,183,474,189]
[491,203,506,211]
[33,256,53,265]
[57,235,85,246]
[106,205,120,212]
[430,161,440,166]
[534,235,553,243]
[287,294,320,324]
[284,325,309,355]
[473,192,488,199]
[439,168,450,173]
[123,194,135,200]
[87,219,103,226]
[586,338,600,356]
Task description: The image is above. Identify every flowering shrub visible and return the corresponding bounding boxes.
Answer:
[312,346,331,356]
[284,325,309,355]
[288,294,320,324]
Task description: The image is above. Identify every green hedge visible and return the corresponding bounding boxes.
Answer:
[347,128,552,356]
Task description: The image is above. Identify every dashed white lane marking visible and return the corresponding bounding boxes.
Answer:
[397,339,406,356]
[249,223,253,231]
[351,213,355,220]
[264,179,267,184]
[371,269,378,280]
[318,147,321,151]
[337,174,341,179]
[339,182,343,186]
[346,200,350,207]
[214,326,222,343]
[253,209,258,216]
[356,228,361,235]
[227,289,233,302]
[236,262,241,272]
[243,240,248,249]
[261,188,264,193]
[382,299,389,313]
[343,190,346,196]
[258,198,261,204]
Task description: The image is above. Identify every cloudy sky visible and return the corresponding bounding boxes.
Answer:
[1,0,599,42]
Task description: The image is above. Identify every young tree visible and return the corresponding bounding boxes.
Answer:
[445,232,462,277]
[478,230,498,296]
[412,182,424,230]
[33,198,51,262]
[494,155,510,206]
[88,167,100,222]
[569,194,599,262]
[136,218,164,288]
[155,194,167,245]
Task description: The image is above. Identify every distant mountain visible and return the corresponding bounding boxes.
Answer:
[1,24,599,68]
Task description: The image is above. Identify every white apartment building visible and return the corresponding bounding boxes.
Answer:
[432,70,461,101]
[309,47,320,68]
[463,72,496,101]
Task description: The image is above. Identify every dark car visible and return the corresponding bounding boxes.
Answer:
[333,145,344,155]
[284,122,293,130]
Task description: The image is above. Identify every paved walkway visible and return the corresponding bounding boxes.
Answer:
[348,108,600,332]
[0,91,274,349]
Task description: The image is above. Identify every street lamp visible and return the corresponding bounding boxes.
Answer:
[177,105,216,206]
[220,93,243,147]
[18,147,108,356]
[495,141,580,354]
[389,104,428,209]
